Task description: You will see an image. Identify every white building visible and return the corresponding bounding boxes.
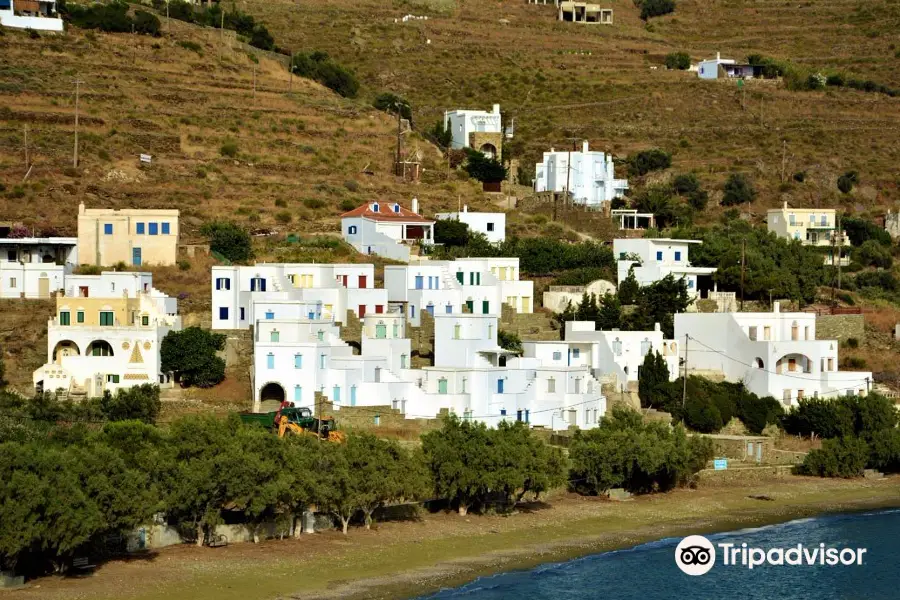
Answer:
[766,202,850,266]
[534,141,628,209]
[524,321,680,391]
[211,263,388,330]
[33,272,181,398]
[614,238,716,299]
[0,236,77,267]
[698,52,759,80]
[443,104,503,159]
[384,257,534,326]
[434,205,506,244]
[542,278,616,313]
[341,199,434,263]
[675,303,872,406]
[0,263,65,299]
[0,0,64,31]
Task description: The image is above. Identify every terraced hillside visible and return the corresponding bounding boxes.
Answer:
[249,0,900,216]
[0,18,489,239]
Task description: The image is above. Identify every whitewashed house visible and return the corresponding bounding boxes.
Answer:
[0,236,78,298]
[697,52,760,80]
[443,104,503,159]
[211,263,388,330]
[434,206,506,244]
[0,0,64,31]
[384,257,534,326]
[33,272,180,398]
[341,199,434,263]
[675,303,872,406]
[0,236,77,267]
[614,238,716,299]
[534,141,628,209]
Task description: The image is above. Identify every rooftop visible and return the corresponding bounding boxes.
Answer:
[340,202,433,224]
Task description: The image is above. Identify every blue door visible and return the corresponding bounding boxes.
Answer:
[415,275,424,290]
[497,379,504,393]
[132,247,142,266]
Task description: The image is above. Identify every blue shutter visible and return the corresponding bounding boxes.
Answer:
[162,222,171,235]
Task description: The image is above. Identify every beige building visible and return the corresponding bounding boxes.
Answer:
[766,202,850,265]
[77,202,179,267]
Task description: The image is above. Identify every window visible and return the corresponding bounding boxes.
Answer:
[162,222,170,235]
[294,354,303,368]
[59,311,71,326]
[348,225,357,235]
[547,377,556,393]
[445,304,452,314]
[136,222,145,234]
[219,307,229,320]
[294,386,302,402]
[400,354,407,369]
[8,277,15,288]
[393,322,399,337]
[438,378,448,394]
[674,251,682,261]
[454,323,461,339]
[372,203,380,213]
[215,278,231,291]
[764,326,771,341]
[141,315,149,326]
[333,385,341,403]
[104,223,113,235]
[106,374,120,384]
[552,351,562,361]
[393,203,400,213]
[267,353,274,369]
[320,354,326,368]
[688,279,695,289]
[99,311,114,326]
[656,251,663,261]
[240,307,245,321]
[77,311,85,324]
[572,348,580,359]
[487,222,495,232]
[317,330,324,341]
[827,358,834,371]
[148,223,159,235]
[265,311,274,320]
[619,252,626,260]
[270,330,280,342]
[612,338,623,356]
[749,326,757,341]
[7,250,15,261]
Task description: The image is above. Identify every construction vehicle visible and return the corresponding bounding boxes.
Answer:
[238,402,345,442]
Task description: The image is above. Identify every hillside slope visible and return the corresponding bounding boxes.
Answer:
[248,0,900,215]
[0,17,488,239]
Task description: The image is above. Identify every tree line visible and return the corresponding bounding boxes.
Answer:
[0,402,712,578]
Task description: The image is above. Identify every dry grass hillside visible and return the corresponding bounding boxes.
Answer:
[0,18,491,240]
[248,0,900,217]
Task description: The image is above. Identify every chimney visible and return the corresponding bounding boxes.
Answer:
[463,204,468,213]
[654,322,661,332]
[411,196,419,215]
[78,201,85,215]
[783,201,788,209]
[716,51,721,61]
[550,147,555,152]
[492,103,500,115]
[582,140,589,153]
[774,301,781,314]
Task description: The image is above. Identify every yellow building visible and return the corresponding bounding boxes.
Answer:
[77,202,179,267]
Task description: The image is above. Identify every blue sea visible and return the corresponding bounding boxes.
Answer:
[419,509,900,599]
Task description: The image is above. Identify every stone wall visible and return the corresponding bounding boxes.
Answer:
[815,314,865,343]
[468,131,503,158]
[318,395,444,434]
[408,309,435,367]
[339,309,362,352]
[697,465,795,485]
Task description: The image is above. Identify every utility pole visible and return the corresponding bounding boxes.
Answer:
[132,23,136,65]
[836,213,843,293]
[23,125,29,171]
[780,140,787,183]
[166,0,169,32]
[72,79,83,168]
[395,102,402,172]
[740,239,746,311]
[830,219,838,307]
[682,334,689,408]
[288,51,293,94]
[252,61,257,98]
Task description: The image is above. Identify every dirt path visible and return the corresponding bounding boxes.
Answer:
[9,477,900,600]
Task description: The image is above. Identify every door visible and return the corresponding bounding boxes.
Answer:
[522,297,531,312]
[358,305,366,318]
[132,247,142,266]
[756,443,762,462]
[415,275,424,290]
[438,379,447,394]
[375,305,384,314]
[375,324,387,339]
[497,379,504,393]
[350,386,357,407]
[482,300,489,314]
[358,275,367,288]
[456,272,464,284]
[465,300,473,313]
[38,276,49,299]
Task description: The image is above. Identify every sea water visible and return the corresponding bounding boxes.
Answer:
[419,509,900,599]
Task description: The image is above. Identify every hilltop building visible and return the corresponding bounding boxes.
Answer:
[766,202,850,265]
[698,52,763,79]
[558,2,613,24]
[77,202,180,267]
[443,104,503,159]
[613,238,716,299]
[434,206,506,244]
[0,0,64,31]
[341,199,434,263]
[534,141,628,209]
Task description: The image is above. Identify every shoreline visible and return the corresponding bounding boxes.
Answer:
[296,480,900,600]
[9,478,900,600]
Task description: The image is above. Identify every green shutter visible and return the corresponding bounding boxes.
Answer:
[456,272,464,284]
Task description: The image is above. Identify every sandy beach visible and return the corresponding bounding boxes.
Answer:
[9,477,900,600]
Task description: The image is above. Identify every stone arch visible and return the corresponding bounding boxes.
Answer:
[86,340,114,357]
[479,143,497,160]
[259,382,286,411]
[52,340,80,363]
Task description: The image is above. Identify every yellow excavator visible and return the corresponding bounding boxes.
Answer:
[239,403,345,443]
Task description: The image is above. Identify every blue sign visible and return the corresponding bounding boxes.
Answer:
[713,458,728,471]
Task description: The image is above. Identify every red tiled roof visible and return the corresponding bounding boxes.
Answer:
[340,202,433,223]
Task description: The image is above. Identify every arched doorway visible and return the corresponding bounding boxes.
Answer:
[86,340,114,357]
[259,382,286,412]
[53,340,80,364]
[754,357,765,369]
[479,143,497,160]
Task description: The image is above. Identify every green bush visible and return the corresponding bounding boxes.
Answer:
[853,240,892,268]
[638,0,675,20]
[160,327,226,388]
[201,220,253,263]
[275,211,292,224]
[837,170,858,194]
[796,437,868,478]
[721,173,756,206]
[427,120,452,148]
[664,52,690,70]
[497,330,523,354]
[339,199,357,212]
[302,198,326,210]
[434,219,470,247]
[249,25,274,51]
[373,92,412,124]
[463,149,507,183]
[867,429,900,473]
[178,40,203,54]
[291,52,360,98]
[99,384,161,423]
[842,216,892,247]
[133,10,161,37]
[220,140,239,157]
[66,1,133,33]
[627,148,671,176]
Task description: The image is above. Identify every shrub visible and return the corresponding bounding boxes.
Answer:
[275,211,292,224]
[177,259,191,271]
[220,140,239,157]
[672,173,700,195]
[434,219,470,247]
[249,25,274,51]
[291,52,360,98]
[627,148,671,176]
[274,199,287,208]
[867,429,900,473]
[639,0,675,20]
[853,240,892,268]
[796,437,868,478]
[99,384,161,423]
[161,328,226,388]
[28,28,40,39]
[463,149,507,183]
[846,337,859,349]
[721,173,756,206]
[373,92,412,124]
[201,220,253,263]
[339,199,357,212]
[302,198,325,210]
[133,10,161,36]
[178,40,203,54]
[497,330,523,354]
[427,120,452,148]
[782,397,854,439]
[793,171,806,182]
[343,180,360,193]
[664,52,690,70]
[826,73,845,87]
[842,216,892,246]
[67,1,133,33]
[837,170,858,194]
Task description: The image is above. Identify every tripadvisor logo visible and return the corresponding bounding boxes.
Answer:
[675,535,868,575]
